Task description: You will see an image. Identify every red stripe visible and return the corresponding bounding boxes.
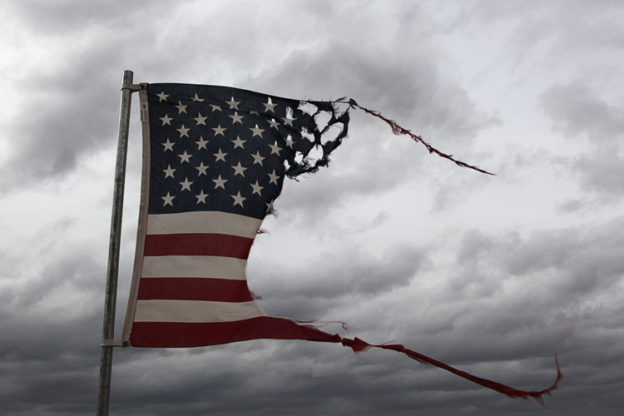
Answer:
[137,278,253,302]
[144,233,253,258]
[130,316,341,348]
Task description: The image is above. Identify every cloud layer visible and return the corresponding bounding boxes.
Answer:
[1,1,623,415]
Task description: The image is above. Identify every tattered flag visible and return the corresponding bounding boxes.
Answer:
[122,83,560,401]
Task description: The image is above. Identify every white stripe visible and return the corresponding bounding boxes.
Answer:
[147,211,261,238]
[134,299,265,323]
[141,256,247,280]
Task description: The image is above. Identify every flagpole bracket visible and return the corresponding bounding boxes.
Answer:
[101,339,124,347]
[121,83,145,92]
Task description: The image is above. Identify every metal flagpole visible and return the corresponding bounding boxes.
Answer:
[97,70,137,416]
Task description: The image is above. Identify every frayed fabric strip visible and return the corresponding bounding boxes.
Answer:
[339,336,562,403]
[344,99,495,176]
[272,318,563,402]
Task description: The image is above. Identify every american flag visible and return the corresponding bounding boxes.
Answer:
[120,82,560,400]
[122,83,350,347]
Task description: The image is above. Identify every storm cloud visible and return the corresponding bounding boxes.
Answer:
[1,1,623,415]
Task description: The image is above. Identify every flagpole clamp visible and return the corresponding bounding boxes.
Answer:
[101,339,124,347]
[121,83,145,92]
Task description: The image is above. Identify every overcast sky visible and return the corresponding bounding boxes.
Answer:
[1,0,623,415]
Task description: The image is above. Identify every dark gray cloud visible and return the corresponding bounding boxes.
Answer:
[455,0,624,203]
[573,147,624,196]
[453,217,624,304]
[0,252,103,415]
[252,241,428,319]
[455,0,624,58]
[2,3,143,190]
[438,218,624,368]
[8,0,178,36]
[2,0,212,191]
[430,166,496,212]
[251,40,494,142]
[541,83,624,197]
[541,84,623,142]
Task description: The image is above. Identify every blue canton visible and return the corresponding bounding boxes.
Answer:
[145,83,349,219]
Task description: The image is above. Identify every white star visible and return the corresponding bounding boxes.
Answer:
[229,111,244,124]
[263,98,277,113]
[285,135,294,148]
[268,118,280,129]
[212,125,226,136]
[249,124,265,138]
[178,151,192,164]
[161,192,175,206]
[195,162,208,176]
[269,141,282,155]
[179,177,193,191]
[232,162,247,177]
[251,151,265,165]
[163,164,176,178]
[196,136,208,150]
[195,189,208,204]
[194,113,207,125]
[231,191,246,207]
[162,139,174,152]
[232,135,246,149]
[282,113,296,126]
[156,91,169,102]
[176,100,187,114]
[213,148,227,162]
[212,174,228,189]
[226,97,240,110]
[177,124,190,138]
[266,200,273,213]
[210,104,221,112]
[268,170,280,185]
[191,93,205,102]
[250,181,264,196]
[160,114,173,126]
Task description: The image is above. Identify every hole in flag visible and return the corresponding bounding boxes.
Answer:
[298,101,318,115]
[320,122,345,145]
[305,145,324,166]
[314,110,332,132]
[294,151,305,165]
